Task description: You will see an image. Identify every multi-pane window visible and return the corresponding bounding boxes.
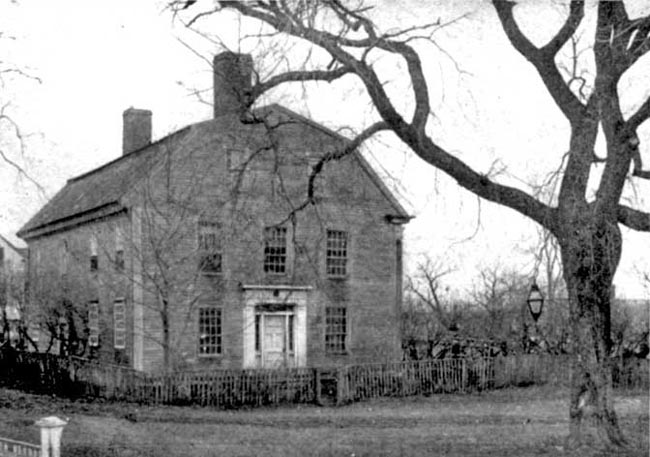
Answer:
[198,307,222,356]
[115,227,125,272]
[326,230,348,277]
[325,307,347,354]
[198,221,222,274]
[90,236,98,271]
[113,300,126,349]
[88,301,99,347]
[263,226,287,274]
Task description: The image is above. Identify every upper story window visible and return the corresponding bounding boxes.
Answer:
[115,227,125,272]
[264,226,287,274]
[89,235,98,272]
[198,221,222,274]
[326,230,348,277]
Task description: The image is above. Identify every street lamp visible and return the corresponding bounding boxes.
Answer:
[526,282,545,322]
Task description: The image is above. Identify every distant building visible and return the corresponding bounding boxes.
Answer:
[18,53,411,372]
[0,234,27,346]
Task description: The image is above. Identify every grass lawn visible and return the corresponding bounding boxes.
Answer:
[0,386,647,456]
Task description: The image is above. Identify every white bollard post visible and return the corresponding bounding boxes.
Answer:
[35,416,68,457]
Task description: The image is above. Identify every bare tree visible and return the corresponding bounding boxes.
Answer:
[470,264,527,345]
[28,268,89,356]
[408,258,456,331]
[171,0,650,445]
[0,264,24,347]
[106,137,228,373]
[0,22,42,190]
[404,257,461,358]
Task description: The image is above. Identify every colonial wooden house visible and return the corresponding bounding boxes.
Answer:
[17,53,410,373]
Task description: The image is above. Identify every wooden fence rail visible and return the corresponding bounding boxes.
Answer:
[130,368,315,407]
[0,436,40,457]
[0,349,647,409]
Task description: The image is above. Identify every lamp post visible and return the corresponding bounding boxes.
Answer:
[526,282,545,322]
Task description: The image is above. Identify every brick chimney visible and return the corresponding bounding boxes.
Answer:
[122,108,152,155]
[213,52,253,118]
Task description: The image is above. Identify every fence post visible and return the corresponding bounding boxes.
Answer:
[461,359,468,392]
[35,416,67,457]
[336,367,348,406]
[313,368,322,405]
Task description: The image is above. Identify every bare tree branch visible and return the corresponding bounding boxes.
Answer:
[627,94,650,132]
[492,0,586,123]
[250,66,354,103]
[617,205,650,231]
[542,0,584,55]
[624,15,650,68]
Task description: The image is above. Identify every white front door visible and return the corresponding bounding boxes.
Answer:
[263,314,286,368]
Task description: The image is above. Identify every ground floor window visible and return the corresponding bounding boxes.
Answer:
[325,307,347,354]
[199,307,222,356]
[113,300,126,349]
[88,301,99,347]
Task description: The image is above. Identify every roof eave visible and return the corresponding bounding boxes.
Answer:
[18,202,127,241]
[385,214,414,225]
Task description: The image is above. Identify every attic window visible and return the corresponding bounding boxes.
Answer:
[227,149,246,172]
[263,226,287,274]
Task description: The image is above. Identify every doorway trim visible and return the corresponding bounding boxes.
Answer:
[241,285,311,368]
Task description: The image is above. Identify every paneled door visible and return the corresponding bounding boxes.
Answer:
[262,314,286,368]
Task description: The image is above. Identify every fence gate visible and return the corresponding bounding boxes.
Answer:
[314,368,339,405]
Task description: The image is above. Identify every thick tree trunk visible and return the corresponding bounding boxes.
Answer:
[559,217,626,446]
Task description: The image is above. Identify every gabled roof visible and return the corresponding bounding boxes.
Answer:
[18,104,410,240]
[259,104,411,220]
[18,127,191,239]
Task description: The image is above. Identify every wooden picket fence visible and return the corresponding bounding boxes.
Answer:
[338,355,570,403]
[0,436,40,457]
[0,349,647,409]
[0,349,146,400]
[131,368,315,407]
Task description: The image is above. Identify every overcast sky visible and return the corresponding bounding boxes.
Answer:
[1,0,648,299]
